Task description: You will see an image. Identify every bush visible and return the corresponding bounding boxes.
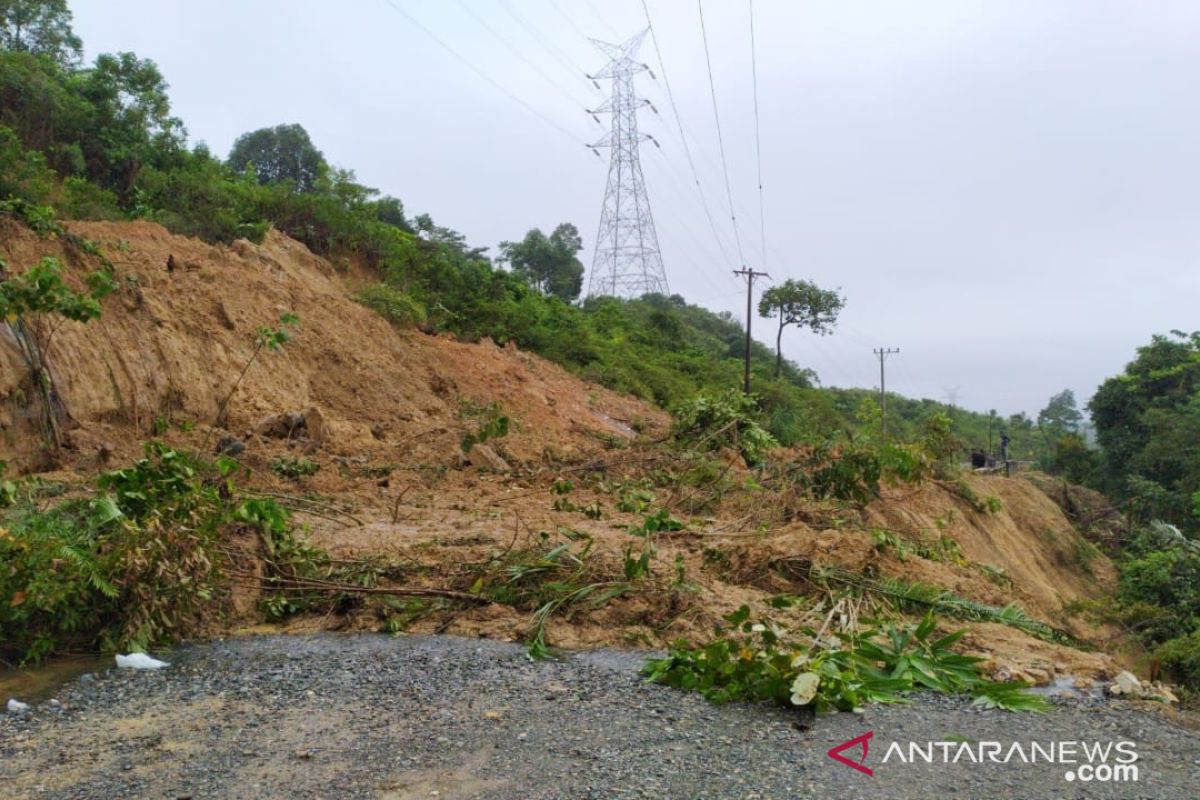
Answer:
[354,282,426,327]
[1155,630,1200,690]
[0,443,286,663]
[672,389,778,466]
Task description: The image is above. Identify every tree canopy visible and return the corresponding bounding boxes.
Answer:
[758,279,845,377]
[0,0,81,67]
[227,124,326,193]
[498,223,585,302]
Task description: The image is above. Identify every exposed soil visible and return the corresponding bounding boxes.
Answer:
[0,220,1149,684]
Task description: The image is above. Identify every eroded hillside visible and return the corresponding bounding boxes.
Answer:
[1,220,1126,680]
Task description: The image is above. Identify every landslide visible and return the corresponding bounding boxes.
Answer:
[0,220,1125,681]
[0,219,663,471]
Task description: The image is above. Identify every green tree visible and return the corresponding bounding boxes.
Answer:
[77,52,185,199]
[498,223,585,302]
[1090,331,1200,530]
[757,279,845,378]
[1038,388,1082,434]
[0,0,81,67]
[227,124,326,193]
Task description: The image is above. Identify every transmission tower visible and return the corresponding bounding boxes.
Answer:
[586,30,669,298]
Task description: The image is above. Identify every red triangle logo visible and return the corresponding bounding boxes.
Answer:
[827,731,874,776]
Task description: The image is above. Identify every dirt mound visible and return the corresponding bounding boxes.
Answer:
[0,220,666,472]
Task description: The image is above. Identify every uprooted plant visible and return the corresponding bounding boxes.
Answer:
[643,602,1047,712]
[205,312,299,444]
[465,528,679,660]
[0,255,113,450]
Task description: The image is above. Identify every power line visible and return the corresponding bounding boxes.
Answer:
[640,0,736,265]
[497,0,594,89]
[453,0,592,110]
[698,0,746,264]
[749,0,766,271]
[379,0,585,145]
[544,0,597,45]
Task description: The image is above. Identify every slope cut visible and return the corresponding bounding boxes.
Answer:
[0,220,666,471]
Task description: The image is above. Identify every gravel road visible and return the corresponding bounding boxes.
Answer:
[2,634,1197,799]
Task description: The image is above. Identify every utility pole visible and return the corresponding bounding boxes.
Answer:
[874,347,900,438]
[734,267,770,394]
[586,31,669,298]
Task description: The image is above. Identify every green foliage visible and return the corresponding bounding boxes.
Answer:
[353,282,426,327]
[628,508,684,536]
[269,457,319,480]
[498,223,585,302]
[0,0,82,67]
[1089,331,1200,532]
[0,442,270,662]
[643,606,1046,712]
[468,533,646,660]
[227,124,327,193]
[458,400,510,454]
[672,389,778,467]
[1,252,112,447]
[758,278,845,377]
[1154,630,1200,689]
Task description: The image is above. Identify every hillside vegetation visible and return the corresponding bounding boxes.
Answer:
[2,2,1198,704]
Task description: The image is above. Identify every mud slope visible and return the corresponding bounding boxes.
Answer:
[0,220,666,470]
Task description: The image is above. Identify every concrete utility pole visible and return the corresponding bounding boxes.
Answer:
[734,267,770,394]
[874,347,900,438]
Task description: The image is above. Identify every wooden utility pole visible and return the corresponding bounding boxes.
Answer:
[733,267,770,394]
[874,347,900,438]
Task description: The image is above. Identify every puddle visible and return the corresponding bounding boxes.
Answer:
[0,653,111,704]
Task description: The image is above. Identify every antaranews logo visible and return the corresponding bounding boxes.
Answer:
[827,731,1139,784]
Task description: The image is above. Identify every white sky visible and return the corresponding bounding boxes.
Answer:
[70,0,1200,417]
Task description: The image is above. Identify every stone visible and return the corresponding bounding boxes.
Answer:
[1109,670,1142,696]
[466,443,510,472]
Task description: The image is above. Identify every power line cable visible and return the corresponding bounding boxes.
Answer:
[640,0,738,265]
[697,0,746,264]
[497,0,594,87]
[453,0,592,110]
[379,0,586,145]
[748,0,767,271]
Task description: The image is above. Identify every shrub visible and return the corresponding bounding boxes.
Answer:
[672,389,778,467]
[643,605,1046,712]
[354,282,426,327]
[1154,630,1200,690]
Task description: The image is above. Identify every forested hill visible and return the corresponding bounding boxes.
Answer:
[10,0,1198,497]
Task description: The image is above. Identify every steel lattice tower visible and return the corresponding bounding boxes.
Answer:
[586,31,669,298]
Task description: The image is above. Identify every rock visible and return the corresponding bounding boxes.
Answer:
[1109,670,1141,696]
[1147,683,1179,705]
[303,406,325,447]
[1024,668,1051,685]
[215,436,245,456]
[7,698,29,714]
[467,443,510,472]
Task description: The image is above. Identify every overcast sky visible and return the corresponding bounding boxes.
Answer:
[70,0,1200,418]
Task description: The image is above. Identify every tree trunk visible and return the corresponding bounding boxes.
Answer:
[774,308,785,378]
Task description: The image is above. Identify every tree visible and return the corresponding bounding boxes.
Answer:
[1038,389,1083,434]
[0,0,81,67]
[227,124,326,193]
[77,52,185,199]
[757,279,845,378]
[498,223,585,302]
